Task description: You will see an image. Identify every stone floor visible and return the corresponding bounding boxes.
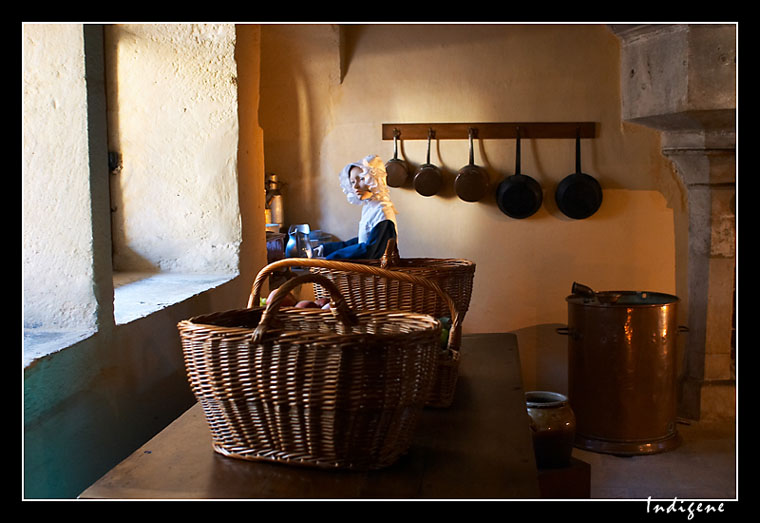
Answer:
[571,417,736,500]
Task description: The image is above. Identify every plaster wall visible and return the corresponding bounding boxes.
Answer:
[22,24,97,332]
[260,24,687,392]
[106,24,242,274]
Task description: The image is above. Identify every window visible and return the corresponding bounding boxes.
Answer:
[105,24,242,323]
[23,23,243,365]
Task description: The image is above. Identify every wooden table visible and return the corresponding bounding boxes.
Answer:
[79,333,540,499]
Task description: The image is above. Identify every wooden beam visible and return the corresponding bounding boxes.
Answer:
[382,122,597,140]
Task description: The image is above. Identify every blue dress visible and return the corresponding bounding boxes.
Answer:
[322,219,397,260]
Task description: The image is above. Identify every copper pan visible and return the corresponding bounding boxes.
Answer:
[385,129,409,188]
[413,129,443,197]
[454,128,489,202]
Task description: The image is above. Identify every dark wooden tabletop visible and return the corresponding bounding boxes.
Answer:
[79,333,539,500]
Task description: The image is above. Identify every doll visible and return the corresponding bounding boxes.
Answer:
[319,155,398,260]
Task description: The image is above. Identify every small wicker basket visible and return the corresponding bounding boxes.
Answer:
[180,270,460,470]
[248,250,471,408]
[310,239,475,325]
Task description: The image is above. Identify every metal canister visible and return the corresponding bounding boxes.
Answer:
[559,282,686,455]
[266,173,284,225]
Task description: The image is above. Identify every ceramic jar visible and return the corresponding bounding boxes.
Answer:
[525,391,576,468]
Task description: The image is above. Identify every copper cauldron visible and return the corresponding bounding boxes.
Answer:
[558,282,688,455]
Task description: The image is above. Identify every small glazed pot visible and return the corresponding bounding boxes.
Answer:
[525,391,576,469]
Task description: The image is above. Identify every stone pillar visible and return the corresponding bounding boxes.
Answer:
[663,132,735,420]
[609,24,736,420]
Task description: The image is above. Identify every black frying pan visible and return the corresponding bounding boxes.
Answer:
[555,131,602,219]
[495,127,543,219]
[385,129,409,188]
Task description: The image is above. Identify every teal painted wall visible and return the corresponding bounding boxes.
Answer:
[23,292,236,498]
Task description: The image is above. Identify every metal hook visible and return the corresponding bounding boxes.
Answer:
[426,128,435,164]
[467,127,476,164]
[515,126,521,172]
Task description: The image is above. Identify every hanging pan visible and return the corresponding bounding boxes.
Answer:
[413,129,443,197]
[385,129,410,188]
[454,128,489,202]
[495,127,543,219]
[555,130,602,219]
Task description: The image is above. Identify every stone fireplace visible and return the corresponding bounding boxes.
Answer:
[610,24,736,421]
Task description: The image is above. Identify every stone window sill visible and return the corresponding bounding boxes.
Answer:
[23,272,236,368]
[113,272,236,325]
[23,329,96,368]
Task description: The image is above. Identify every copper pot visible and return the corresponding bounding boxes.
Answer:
[558,282,688,455]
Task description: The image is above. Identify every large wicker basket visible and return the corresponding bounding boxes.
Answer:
[249,252,470,408]
[179,270,460,470]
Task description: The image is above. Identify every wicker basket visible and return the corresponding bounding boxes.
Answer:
[180,271,460,470]
[310,239,475,325]
[249,251,470,408]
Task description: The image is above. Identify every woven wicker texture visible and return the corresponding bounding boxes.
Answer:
[180,272,448,470]
[313,239,475,322]
[249,251,472,408]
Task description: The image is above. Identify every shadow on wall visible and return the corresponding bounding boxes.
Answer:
[259,25,330,230]
[510,323,569,395]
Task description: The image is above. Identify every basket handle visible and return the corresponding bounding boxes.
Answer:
[252,272,359,343]
[249,258,462,351]
[380,238,400,269]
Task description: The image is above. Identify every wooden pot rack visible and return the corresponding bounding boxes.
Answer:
[382,122,596,140]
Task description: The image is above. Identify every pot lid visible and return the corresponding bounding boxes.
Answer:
[566,290,679,307]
